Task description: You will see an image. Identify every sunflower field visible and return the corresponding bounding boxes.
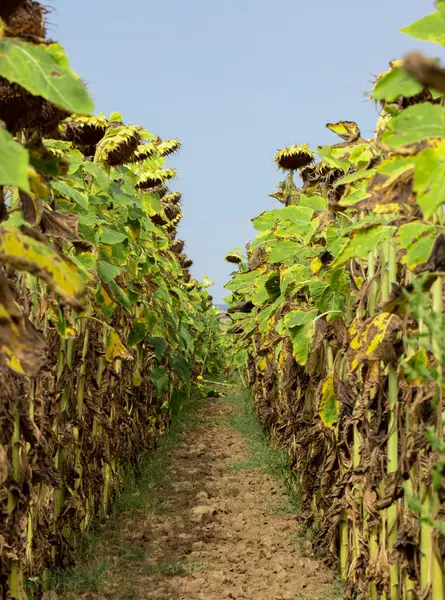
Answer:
[0,2,223,598]
[225,5,445,600]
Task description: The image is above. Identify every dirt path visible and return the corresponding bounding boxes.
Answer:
[57,394,341,600]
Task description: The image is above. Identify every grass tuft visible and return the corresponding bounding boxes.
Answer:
[225,388,301,512]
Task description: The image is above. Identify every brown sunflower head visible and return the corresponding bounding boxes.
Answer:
[274,144,314,171]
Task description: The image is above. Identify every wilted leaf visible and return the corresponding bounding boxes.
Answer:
[0,225,85,308]
[105,328,132,362]
[349,313,402,368]
[326,121,360,142]
[0,269,46,376]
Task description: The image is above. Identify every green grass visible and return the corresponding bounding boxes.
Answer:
[225,388,301,512]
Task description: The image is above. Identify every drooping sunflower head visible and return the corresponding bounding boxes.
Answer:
[126,142,157,163]
[136,168,177,190]
[163,201,181,222]
[224,248,243,264]
[171,239,185,254]
[59,115,108,146]
[163,192,182,205]
[96,125,141,166]
[156,139,181,157]
[274,144,314,171]
[4,0,46,38]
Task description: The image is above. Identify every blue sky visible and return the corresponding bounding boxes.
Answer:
[53,1,435,303]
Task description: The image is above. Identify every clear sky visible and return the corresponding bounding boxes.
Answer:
[52,1,436,303]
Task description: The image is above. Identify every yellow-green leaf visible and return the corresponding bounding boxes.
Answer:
[0,226,86,308]
[319,375,339,428]
[105,328,133,362]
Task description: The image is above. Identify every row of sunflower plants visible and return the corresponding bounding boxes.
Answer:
[0,2,221,598]
[224,3,445,599]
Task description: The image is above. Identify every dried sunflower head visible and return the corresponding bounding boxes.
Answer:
[163,202,181,222]
[60,115,108,146]
[163,192,182,205]
[95,125,141,166]
[126,142,157,163]
[274,144,314,171]
[156,139,181,157]
[171,239,185,254]
[136,168,176,190]
[225,249,243,264]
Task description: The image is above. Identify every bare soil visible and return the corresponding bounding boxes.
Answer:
[57,396,340,600]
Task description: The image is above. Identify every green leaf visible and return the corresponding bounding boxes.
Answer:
[149,367,169,398]
[298,195,326,211]
[395,222,436,250]
[381,104,445,147]
[180,326,194,351]
[154,276,172,304]
[52,180,89,210]
[169,350,192,381]
[401,10,445,46]
[413,143,445,218]
[170,388,187,419]
[233,348,248,367]
[403,236,436,270]
[98,260,121,283]
[108,279,132,310]
[146,336,168,360]
[285,322,315,366]
[331,225,395,268]
[127,319,149,347]
[100,229,128,245]
[0,40,94,114]
[372,67,423,102]
[309,280,346,315]
[0,127,30,191]
[283,309,317,329]
[83,162,110,191]
[269,240,300,264]
[283,310,318,366]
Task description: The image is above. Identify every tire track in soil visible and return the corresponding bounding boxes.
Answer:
[65,397,339,600]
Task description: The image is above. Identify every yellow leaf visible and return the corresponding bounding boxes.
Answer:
[349,313,402,368]
[3,346,26,375]
[326,121,360,142]
[0,225,86,309]
[105,328,133,362]
[310,257,323,275]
